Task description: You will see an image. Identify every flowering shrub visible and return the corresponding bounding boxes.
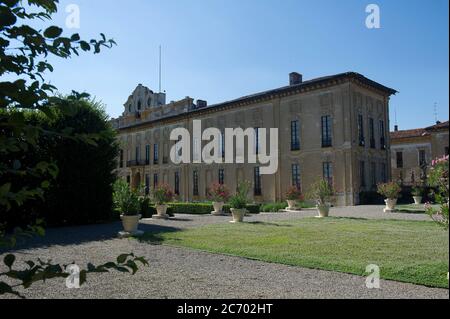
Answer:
[208,183,231,202]
[307,179,335,206]
[229,181,251,209]
[377,182,402,199]
[426,155,449,229]
[152,184,174,205]
[286,186,304,201]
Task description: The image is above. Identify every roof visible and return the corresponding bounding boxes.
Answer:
[117,72,397,131]
[391,121,449,140]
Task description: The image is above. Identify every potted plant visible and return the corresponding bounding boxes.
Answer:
[377,182,402,212]
[208,182,231,216]
[308,179,335,218]
[229,181,250,223]
[113,179,143,236]
[285,186,304,210]
[152,184,174,220]
[411,184,424,205]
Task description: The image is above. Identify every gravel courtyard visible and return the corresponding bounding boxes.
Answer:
[1,206,448,299]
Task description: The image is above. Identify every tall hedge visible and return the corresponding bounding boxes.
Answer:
[0,97,119,228]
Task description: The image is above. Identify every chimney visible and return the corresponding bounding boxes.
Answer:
[289,72,303,86]
[394,125,399,132]
[196,99,208,109]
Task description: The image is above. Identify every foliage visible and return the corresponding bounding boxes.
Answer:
[152,184,174,205]
[411,184,424,197]
[1,97,119,227]
[426,156,449,229]
[208,183,231,202]
[307,179,335,206]
[286,186,304,201]
[377,182,402,200]
[113,179,142,216]
[229,181,251,209]
[0,0,116,213]
[0,0,146,298]
[260,202,287,212]
[0,253,148,299]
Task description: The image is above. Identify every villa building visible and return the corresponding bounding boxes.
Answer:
[111,72,397,206]
[390,121,449,186]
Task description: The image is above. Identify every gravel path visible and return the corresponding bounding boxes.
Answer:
[1,206,447,299]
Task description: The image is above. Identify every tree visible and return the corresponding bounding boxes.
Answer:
[0,0,147,297]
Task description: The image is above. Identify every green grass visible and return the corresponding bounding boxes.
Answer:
[141,218,449,288]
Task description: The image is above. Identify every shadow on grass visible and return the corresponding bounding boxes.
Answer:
[138,225,183,245]
[246,221,293,227]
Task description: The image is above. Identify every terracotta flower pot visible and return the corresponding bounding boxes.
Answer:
[286,200,297,210]
[413,196,423,205]
[154,204,170,219]
[230,208,247,223]
[121,214,141,233]
[384,199,397,212]
[212,202,225,216]
[316,204,330,218]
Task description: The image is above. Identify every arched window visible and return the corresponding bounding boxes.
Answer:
[128,104,132,113]
[147,97,152,107]
[137,100,142,111]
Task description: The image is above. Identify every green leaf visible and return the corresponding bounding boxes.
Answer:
[117,254,129,264]
[4,254,15,269]
[44,26,63,38]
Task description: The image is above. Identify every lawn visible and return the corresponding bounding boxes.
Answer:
[141,218,449,288]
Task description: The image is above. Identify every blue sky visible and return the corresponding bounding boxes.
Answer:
[43,0,448,130]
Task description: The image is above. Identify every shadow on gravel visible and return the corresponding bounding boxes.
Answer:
[0,222,182,253]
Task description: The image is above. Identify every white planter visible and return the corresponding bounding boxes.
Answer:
[153,204,170,219]
[316,204,330,218]
[286,200,298,210]
[384,198,398,212]
[413,196,423,205]
[121,214,141,233]
[230,208,247,223]
[212,202,225,216]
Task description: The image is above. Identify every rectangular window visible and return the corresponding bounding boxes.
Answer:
[396,152,403,168]
[321,116,332,147]
[126,176,131,185]
[360,161,366,187]
[419,150,427,166]
[153,173,158,189]
[358,115,365,146]
[174,172,180,196]
[153,144,159,165]
[369,118,375,149]
[371,162,377,187]
[291,120,300,151]
[119,150,124,168]
[323,162,333,186]
[254,127,260,155]
[135,146,141,162]
[254,167,262,196]
[193,170,199,196]
[221,131,225,159]
[446,147,449,156]
[218,169,225,185]
[292,164,301,190]
[145,174,150,195]
[379,120,386,150]
[145,145,150,165]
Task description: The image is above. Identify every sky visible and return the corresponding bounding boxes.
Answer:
[39,0,449,130]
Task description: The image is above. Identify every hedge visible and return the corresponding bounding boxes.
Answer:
[140,201,261,217]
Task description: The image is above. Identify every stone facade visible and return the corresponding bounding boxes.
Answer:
[390,121,449,185]
[112,72,397,206]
